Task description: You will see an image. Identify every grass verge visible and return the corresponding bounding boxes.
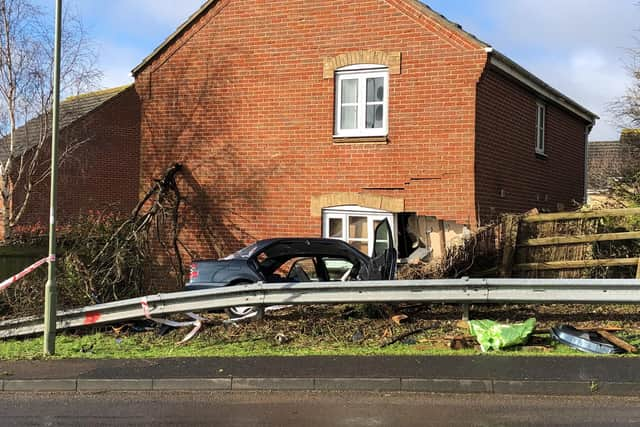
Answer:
[1,303,639,360]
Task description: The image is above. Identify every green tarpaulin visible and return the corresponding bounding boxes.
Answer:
[468,318,537,352]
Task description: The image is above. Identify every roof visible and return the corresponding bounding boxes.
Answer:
[587,131,640,190]
[0,85,131,161]
[131,0,598,123]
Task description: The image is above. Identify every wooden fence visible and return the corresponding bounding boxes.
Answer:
[500,208,640,278]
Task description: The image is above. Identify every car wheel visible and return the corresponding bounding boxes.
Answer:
[224,281,265,320]
[225,305,265,320]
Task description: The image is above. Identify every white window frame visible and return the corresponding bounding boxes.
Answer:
[536,102,546,155]
[322,205,395,257]
[334,65,389,138]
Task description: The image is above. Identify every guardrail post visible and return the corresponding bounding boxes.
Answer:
[461,304,470,321]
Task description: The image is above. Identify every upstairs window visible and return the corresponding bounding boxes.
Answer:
[536,102,546,155]
[335,65,389,138]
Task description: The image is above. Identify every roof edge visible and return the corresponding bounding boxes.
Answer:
[403,0,490,49]
[132,0,490,76]
[489,50,599,123]
[132,0,217,76]
[63,84,133,103]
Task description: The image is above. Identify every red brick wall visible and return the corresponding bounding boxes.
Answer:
[475,65,589,224]
[13,86,141,230]
[135,0,487,262]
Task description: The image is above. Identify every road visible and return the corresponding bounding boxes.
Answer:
[1,391,640,426]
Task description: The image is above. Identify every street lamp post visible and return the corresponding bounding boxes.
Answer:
[43,0,62,356]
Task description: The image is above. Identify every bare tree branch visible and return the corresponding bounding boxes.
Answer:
[0,0,101,238]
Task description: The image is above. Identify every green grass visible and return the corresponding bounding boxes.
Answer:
[0,332,476,360]
[0,329,634,360]
[3,303,640,360]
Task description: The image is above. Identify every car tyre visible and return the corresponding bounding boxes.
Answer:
[224,281,265,321]
[225,305,265,321]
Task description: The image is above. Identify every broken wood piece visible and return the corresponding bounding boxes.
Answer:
[596,330,638,354]
[380,328,426,348]
[391,314,408,325]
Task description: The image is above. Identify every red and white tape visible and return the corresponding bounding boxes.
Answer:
[0,254,56,292]
[140,297,205,344]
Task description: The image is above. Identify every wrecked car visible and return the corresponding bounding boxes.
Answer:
[187,219,397,317]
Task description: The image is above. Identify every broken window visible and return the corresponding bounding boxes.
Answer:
[322,206,394,257]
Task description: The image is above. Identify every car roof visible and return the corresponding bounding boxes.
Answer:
[228,238,369,262]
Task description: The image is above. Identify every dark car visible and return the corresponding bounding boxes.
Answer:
[187,219,397,317]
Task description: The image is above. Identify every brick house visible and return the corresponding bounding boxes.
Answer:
[587,129,640,203]
[132,0,598,265]
[1,85,140,237]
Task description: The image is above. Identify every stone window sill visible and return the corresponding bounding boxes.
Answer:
[332,135,388,145]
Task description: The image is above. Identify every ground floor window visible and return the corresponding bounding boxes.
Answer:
[322,206,394,257]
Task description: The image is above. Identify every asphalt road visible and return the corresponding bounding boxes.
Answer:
[1,391,640,426]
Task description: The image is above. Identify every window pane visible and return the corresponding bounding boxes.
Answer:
[366,104,384,128]
[341,79,358,104]
[373,219,390,256]
[329,218,343,238]
[349,216,368,239]
[366,77,384,102]
[341,106,357,129]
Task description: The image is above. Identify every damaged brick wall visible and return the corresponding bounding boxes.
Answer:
[135,0,488,273]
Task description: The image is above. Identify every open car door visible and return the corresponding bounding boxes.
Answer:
[371,219,398,280]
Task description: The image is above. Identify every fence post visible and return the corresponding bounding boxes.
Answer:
[636,258,640,280]
[500,215,520,278]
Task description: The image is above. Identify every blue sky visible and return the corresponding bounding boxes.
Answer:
[45,0,639,140]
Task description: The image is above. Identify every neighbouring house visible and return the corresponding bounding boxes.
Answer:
[0,85,141,238]
[132,0,598,273]
[587,129,640,205]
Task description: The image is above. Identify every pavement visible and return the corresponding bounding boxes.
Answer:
[1,355,640,396]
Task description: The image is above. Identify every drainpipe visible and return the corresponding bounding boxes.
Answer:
[584,124,594,205]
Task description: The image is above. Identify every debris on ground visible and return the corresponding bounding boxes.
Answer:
[274,332,289,345]
[550,325,625,354]
[391,314,409,325]
[446,335,476,350]
[59,303,640,357]
[596,330,638,353]
[468,318,536,352]
[351,329,365,343]
[380,328,427,348]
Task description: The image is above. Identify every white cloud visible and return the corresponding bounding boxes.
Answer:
[525,49,630,140]
[70,0,637,140]
[478,0,639,140]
